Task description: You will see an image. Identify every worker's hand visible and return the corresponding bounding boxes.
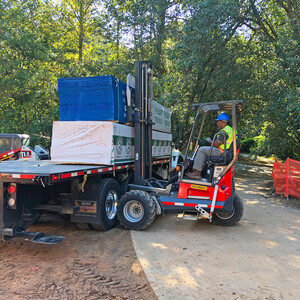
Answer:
[205,137,211,142]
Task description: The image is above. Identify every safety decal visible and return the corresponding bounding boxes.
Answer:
[75,200,97,214]
[191,184,207,190]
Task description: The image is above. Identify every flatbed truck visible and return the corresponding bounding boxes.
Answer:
[0,61,171,244]
[0,158,169,243]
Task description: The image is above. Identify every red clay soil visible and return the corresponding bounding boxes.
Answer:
[0,214,157,300]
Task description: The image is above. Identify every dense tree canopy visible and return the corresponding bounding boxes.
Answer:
[0,0,299,159]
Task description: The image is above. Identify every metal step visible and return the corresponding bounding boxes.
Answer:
[182,211,200,221]
[195,205,211,219]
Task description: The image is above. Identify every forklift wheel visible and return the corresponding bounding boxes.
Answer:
[117,190,156,230]
[212,194,244,226]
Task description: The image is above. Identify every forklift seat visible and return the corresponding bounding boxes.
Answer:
[208,139,241,165]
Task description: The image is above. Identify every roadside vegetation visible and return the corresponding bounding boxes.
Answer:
[0,0,299,160]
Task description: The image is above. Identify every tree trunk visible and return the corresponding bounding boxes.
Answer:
[78,1,84,61]
[154,0,169,75]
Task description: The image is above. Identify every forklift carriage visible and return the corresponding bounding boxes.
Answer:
[117,95,244,230]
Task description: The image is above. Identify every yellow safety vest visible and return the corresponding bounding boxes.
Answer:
[219,125,233,151]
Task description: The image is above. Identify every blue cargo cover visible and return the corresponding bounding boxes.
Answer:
[58,76,127,123]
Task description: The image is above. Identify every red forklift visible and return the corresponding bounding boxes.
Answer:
[117,61,244,229]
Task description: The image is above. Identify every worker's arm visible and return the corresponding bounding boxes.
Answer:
[207,131,227,148]
[208,140,222,148]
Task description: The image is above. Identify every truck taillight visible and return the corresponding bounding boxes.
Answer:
[6,184,17,209]
[8,198,16,208]
[8,185,16,194]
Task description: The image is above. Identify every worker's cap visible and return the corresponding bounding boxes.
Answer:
[216,113,230,122]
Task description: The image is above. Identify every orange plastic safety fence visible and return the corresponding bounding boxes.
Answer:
[272,158,300,199]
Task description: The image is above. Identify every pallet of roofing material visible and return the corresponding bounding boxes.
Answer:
[58,76,127,123]
[125,76,172,132]
[152,131,172,158]
[152,100,172,133]
[51,121,172,165]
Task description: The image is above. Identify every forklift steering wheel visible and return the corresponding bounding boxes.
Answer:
[194,137,209,146]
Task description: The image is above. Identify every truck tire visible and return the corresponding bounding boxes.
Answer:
[75,222,92,230]
[212,193,244,226]
[119,173,134,195]
[92,178,120,231]
[117,190,156,230]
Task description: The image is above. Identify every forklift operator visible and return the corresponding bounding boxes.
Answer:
[187,113,233,179]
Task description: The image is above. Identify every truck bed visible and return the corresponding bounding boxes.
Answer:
[0,160,106,174]
[0,158,170,184]
[0,160,134,184]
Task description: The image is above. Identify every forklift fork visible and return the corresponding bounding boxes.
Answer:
[195,184,219,221]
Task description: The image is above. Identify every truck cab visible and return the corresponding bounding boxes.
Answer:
[0,134,49,161]
[0,134,31,154]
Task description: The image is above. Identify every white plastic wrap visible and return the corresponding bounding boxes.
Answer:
[51,121,115,165]
[51,121,172,165]
[152,100,172,133]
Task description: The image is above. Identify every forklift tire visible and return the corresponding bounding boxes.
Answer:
[212,194,244,226]
[96,178,120,231]
[117,190,156,230]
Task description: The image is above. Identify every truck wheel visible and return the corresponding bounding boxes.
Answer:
[75,222,92,230]
[212,193,244,226]
[119,173,134,195]
[93,178,120,231]
[90,223,103,231]
[117,190,156,230]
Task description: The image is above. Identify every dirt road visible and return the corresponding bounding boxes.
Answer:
[0,216,156,300]
[0,168,299,300]
[131,173,300,300]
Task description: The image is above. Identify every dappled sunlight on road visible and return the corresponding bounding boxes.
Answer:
[139,257,150,268]
[286,236,297,241]
[151,243,168,250]
[264,240,279,248]
[245,224,264,234]
[287,255,300,270]
[173,266,200,287]
[246,200,259,205]
[194,267,205,277]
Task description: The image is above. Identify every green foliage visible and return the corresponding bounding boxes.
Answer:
[240,138,256,154]
[0,0,298,160]
[0,0,59,149]
[237,0,300,160]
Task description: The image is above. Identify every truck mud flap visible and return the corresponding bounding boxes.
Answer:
[3,227,65,244]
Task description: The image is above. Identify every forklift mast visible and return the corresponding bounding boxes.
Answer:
[134,61,153,184]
